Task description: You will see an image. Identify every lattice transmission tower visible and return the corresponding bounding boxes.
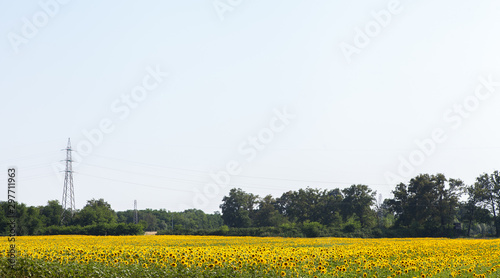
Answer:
[61,138,75,224]
[134,200,138,224]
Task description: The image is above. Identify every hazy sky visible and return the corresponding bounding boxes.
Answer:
[1,0,500,213]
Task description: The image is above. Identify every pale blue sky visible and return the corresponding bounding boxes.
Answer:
[1,0,500,212]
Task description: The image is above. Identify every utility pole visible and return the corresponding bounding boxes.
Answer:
[134,200,138,224]
[61,138,75,224]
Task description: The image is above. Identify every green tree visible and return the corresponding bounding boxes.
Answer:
[220,188,258,228]
[0,202,11,235]
[276,188,330,224]
[341,184,376,228]
[408,174,441,232]
[491,171,500,236]
[254,195,287,227]
[475,171,500,236]
[462,181,492,236]
[387,174,462,235]
[442,178,463,230]
[1,202,42,235]
[15,203,29,235]
[74,198,117,226]
[39,200,63,227]
[387,182,409,227]
[320,189,343,226]
[116,210,134,224]
[142,209,158,231]
[276,190,297,222]
[24,206,42,235]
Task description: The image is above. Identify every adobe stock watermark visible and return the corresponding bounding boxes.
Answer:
[339,0,403,64]
[51,65,169,180]
[213,0,243,21]
[384,75,500,184]
[187,106,295,210]
[7,0,72,53]
[7,167,17,270]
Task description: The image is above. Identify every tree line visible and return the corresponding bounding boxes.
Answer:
[1,171,499,237]
[0,198,222,236]
[218,171,500,237]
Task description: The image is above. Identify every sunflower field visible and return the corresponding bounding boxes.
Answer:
[1,235,499,277]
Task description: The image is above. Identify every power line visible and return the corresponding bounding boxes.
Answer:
[78,163,335,190]
[90,154,393,186]
[0,150,60,165]
[77,172,193,193]
[77,167,381,193]
[23,173,57,181]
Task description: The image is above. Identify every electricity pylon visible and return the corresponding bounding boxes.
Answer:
[61,138,75,224]
[134,200,138,224]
